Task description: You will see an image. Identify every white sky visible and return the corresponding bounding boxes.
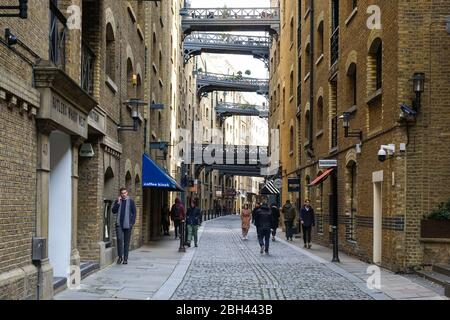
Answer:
[190,0,271,105]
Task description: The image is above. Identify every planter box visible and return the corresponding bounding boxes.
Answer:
[421,220,450,238]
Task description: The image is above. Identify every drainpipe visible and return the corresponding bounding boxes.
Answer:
[308,0,315,156]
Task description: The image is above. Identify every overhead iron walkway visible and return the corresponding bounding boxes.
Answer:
[215,102,269,119]
[196,72,269,98]
[180,7,280,36]
[183,33,270,67]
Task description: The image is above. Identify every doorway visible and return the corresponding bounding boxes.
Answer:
[373,181,382,264]
[48,131,72,278]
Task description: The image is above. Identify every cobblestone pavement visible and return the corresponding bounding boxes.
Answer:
[171,216,374,300]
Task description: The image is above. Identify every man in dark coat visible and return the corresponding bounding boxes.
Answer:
[270,203,280,241]
[282,200,296,241]
[112,187,136,265]
[186,199,202,247]
[170,198,186,240]
[254,197,274,255]
[300,199,315,249]
[252,202,261,225]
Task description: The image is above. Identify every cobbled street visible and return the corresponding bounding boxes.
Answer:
[171,216,372,300]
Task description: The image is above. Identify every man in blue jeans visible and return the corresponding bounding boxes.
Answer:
[254,197,274,255]
[112,187,136,265]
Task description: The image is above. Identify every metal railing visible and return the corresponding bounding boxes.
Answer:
[181,7,280,20]
[197,72,269,87]
[330,27,339,67]
[49,1,67,70]
[185,33,270,48]
[81,42,95,95]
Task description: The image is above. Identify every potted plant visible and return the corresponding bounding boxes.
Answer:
[421,198,450,238]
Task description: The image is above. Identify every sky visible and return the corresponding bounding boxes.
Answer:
[190,0,271,105]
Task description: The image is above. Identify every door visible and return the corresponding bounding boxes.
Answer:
[373,181,382,264]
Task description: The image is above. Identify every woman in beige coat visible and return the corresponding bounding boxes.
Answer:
[241,204,252,240]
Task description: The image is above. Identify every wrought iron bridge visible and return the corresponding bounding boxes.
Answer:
[216,103,269,119]
[180,7,280,36]
[188,144,276,177]
[196,72,269,97]
[183,33,270,67]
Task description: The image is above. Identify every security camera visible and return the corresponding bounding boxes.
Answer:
[378,144,395,162]
[378,148,387,162]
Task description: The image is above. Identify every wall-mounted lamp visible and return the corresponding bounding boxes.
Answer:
[118,98,147,132]
[339,112,362,141]
[412,72,425,112]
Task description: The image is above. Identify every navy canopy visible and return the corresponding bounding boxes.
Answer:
[142,154,184,191]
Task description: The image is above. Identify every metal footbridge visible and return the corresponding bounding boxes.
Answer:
[215,103,269,119]
[183,33,270,67]
[180,7,280,36]
[196,72,269,97]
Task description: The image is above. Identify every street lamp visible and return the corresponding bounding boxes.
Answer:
[339,112,362,141]
[118,98,147,131]
[412,72,425,112]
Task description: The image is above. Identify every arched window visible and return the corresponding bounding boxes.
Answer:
[368,38,382,93]
[125,171,132,193]
[347,62,357,106]
[317,20,324,57]
[105,23,116,81]
[304,110,310,140]
[126,58,134,99]
[136,74,142,100]
[317,96,324,132]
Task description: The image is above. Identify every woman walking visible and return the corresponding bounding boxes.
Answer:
[241,204,252,240]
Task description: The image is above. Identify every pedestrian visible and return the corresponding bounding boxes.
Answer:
[186,199,202,248]
[252,202,261,225]
[282,200,296,241]
[170,197,186,240]
[300,199,315,249]
[270,203,280,241]
[161,204,170,236]
[254,197,273,255]
[112,187,136,265]
[241,204,251,240]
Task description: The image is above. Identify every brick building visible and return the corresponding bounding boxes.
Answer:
[271,0,450,271]
[0,0,192,300]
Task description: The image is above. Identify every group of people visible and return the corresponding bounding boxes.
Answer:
[112,186,316,264]
[241,197,316,255]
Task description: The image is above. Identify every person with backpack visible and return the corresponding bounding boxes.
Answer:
[186,199,202,247]
[171,198,186,240]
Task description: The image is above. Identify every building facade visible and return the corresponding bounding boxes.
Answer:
[271,0,450,271]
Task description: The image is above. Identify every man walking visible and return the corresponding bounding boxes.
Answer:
[112,187,136,265]
[186,199,202,248]
[282,200,296,241]
[254,197,273,255]
[270,203,280,241]
[300,199,315,249]
[170,198,186,240]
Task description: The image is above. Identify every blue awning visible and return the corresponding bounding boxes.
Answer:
[142,154,184,192]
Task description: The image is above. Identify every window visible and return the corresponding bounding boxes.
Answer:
[290,17,294,44]
[317,96,324,132]
[347,63,357,106]
[126,59,134,99]
[105,23,115,81]
[290,71,294,98]
[290,126,294,153]
[317,21,324,57]
[330,80,338,149]
[368,38,383,93]
[376,43,382,90]
[304,110,310,139]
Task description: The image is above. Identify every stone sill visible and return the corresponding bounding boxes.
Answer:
[345,7,358,26]
[304,8,311,20]
[316,54,324,66]
[316,130,324,138]
[304,72,311,82]
[329,147,338,155]
[366,88,383,105]
[105,76,118,94]
[137,24,145,41]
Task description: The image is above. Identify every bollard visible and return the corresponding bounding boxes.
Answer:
[178,220,186,252]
